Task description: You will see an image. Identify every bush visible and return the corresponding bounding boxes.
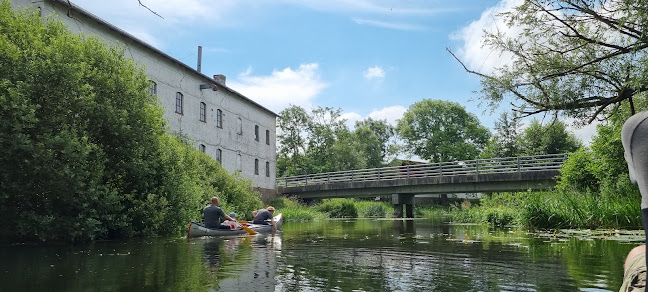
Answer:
[267,197,325,221]
[355,201,393,218]
[319,198,358,218]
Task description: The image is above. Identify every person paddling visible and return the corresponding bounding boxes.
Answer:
[203,197,236,229]
[252,206,276,232]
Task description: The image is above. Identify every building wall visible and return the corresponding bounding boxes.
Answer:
[9,0,278,191]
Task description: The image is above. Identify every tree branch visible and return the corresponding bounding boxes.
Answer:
[138,0,163,19]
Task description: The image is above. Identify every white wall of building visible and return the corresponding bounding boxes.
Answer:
[10,0,278,191]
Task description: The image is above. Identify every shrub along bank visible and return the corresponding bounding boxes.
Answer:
[269,197,394,221]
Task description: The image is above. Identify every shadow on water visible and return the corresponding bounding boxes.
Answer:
[0,219,643,291]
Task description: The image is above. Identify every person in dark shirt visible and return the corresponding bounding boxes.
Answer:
[252,206,276,231]
[203,197,236,229]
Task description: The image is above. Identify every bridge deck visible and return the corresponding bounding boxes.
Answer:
[277,154,566,199]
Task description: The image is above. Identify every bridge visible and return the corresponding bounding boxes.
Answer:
[276,153,568,217]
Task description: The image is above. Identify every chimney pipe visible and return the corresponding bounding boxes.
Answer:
[197,46,202,73]
[214,74,226,86]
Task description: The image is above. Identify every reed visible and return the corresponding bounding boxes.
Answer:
[444,176,642,229]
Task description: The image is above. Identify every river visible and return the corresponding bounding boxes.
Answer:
[1,218,643,291]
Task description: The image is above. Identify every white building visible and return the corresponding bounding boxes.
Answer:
[9,0,279,197]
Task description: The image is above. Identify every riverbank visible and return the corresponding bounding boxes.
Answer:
[272,188,643,230]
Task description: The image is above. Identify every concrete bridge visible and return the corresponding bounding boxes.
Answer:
[276,154,568,218]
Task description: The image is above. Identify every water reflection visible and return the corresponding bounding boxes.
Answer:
[0,219,641,291]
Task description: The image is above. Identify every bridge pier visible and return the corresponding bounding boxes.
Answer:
[392,194,415,218]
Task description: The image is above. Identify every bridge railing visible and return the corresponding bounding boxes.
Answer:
[276,153,568,188]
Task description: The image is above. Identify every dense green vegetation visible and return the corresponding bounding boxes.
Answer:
[269,197,394,221]
[0,2,262,242]
[398,99,491,162]
[276,106,398,176]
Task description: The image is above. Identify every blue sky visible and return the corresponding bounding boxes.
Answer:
[68,0,596,142]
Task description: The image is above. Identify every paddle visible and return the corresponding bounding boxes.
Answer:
[236,222,257,235]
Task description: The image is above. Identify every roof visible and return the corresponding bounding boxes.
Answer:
[48,0,279,117]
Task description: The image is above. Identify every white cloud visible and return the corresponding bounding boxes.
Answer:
[363,66,386,80]
[368,105,407,126]
[341,105,406,130]
[451,0,523,74]
[227,63,328,113]
[340,112,363,129]
[353,18,425,31]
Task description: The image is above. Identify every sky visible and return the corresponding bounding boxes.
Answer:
[67,0,597,143]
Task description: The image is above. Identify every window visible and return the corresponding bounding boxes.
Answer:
[237,117,243,135]
[265,130,270,145]
[265,161,270,177]
[200,102,206,122]
[236,153,242,172]
[199,144,206,153]
[175,92,183,114]
[149,81,157,96]
[254,159,259,175]
[216,109,223,128]
[255,125,259,141]
[216,149,222,163]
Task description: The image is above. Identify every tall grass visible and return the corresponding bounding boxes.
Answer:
[441,176,642,229]
[521,177,641,229]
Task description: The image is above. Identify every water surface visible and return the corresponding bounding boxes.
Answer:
[1,218,642,291]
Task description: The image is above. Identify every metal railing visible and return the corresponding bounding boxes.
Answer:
[276,153,568,188]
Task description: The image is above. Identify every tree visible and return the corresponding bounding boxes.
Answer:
[481,111,523,158]
[397,99,491,162]
[519,119,581,155]
[276,105,310,176]
[355,118,397,166]
[305,106,348,173]
[449,0,648,124]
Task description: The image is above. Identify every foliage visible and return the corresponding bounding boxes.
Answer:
[397,99,491,162]
[354,118,398,167]
[276,105,397,176]
[438,186,641,230]
[556,149,599,193]
[450,0,648,123]
[354,200,393,218]
[519,119,581,155]
[276,105,310,176]
[267,197,326,221]
[520,185,641,229]
[557,103,644,195]
[318,198,358,218]
[0,3,262,242]
[481,112,523,158]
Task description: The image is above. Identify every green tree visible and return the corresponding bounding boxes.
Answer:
[276,105,310,176]
[397,99,491,162]
[355,118,397,167]
[519,119,581,155]
[557,102,646,193]
[481,111,523,158]
[449,0,648,123]
[305,106,348,173]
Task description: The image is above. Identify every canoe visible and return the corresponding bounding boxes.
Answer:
[187,213,283,238]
